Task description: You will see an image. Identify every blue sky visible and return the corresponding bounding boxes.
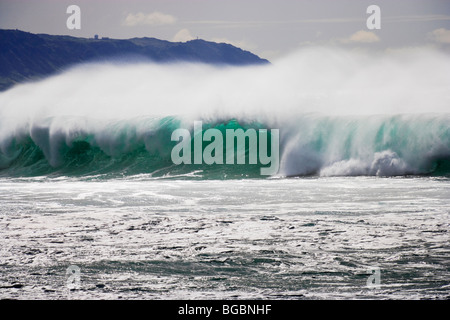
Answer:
[1,0,450,60]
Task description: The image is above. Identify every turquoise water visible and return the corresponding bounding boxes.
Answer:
[0,114,449,178]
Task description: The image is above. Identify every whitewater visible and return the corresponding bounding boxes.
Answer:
[0,46,449,299]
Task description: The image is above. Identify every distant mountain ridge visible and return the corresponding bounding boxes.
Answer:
[0,29,269,91]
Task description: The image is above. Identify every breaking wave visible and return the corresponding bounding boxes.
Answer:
[0,114,448,178]
[0,46,449,178]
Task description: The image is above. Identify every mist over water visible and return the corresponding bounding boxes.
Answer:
[0,46,449,177]
[1,46,450,119]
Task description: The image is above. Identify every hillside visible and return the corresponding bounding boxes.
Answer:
[0,29,269,91]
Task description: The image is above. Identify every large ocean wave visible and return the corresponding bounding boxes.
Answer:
[1,47,449,178]
[0,114,448,178]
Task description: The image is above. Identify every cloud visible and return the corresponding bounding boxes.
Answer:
[428,28,450,44]
[344,30,380,43]
[349,30,380,43]
[123,12,176,27]
[173,29,195,42]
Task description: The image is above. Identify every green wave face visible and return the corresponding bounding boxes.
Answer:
[0,117,274,179]
[0,114,449,179]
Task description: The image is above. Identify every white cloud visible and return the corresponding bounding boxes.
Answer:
[428,28,450,44]
[123,11,176,27]
[173,29,195,42]
[345,30,380,43]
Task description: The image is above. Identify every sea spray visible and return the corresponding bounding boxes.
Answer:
[0,46,449,178]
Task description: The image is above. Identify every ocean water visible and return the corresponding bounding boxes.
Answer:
[0,176,449,299]
[0,47,449,299]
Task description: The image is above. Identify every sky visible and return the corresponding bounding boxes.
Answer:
[1,0,450,61]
